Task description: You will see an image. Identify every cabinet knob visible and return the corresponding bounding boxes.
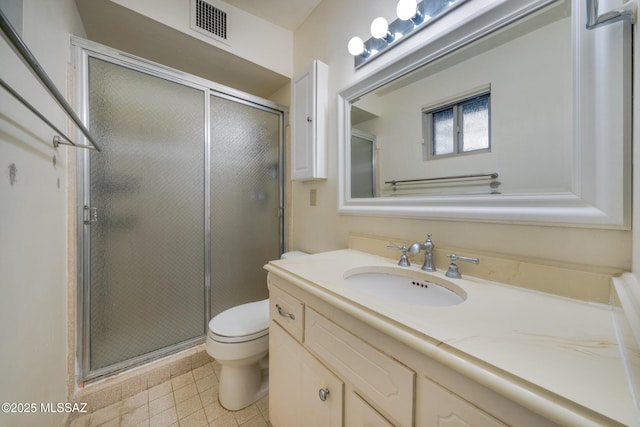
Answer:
[318,388,330,401]
[306,116,313,123]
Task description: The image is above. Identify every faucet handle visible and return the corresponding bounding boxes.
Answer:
[447,253,479,264]
[445,253,479,278]
[386,244,412,267]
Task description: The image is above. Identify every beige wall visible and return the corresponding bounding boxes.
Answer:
[290,0,631,273]
[0,0,85,425]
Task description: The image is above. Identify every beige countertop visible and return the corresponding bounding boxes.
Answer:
[265,249,636,427]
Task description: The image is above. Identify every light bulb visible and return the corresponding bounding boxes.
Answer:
[348,36,365,56]
[370,17,389,39]
[396,0,417,21]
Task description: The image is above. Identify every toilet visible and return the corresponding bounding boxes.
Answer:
[206,251,307,410]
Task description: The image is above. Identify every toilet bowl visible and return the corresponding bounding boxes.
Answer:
[206,299,270,410]
[206,251,307,410]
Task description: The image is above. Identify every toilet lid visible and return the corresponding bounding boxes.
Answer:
[209,299,269,340]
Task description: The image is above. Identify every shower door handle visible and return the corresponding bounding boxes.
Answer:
[83,205,98,224]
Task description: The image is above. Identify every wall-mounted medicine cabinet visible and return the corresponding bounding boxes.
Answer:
[291,60,328,181]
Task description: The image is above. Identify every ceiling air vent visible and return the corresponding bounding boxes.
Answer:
[191,0,228,42]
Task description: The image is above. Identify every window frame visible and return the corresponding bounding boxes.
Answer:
[423,86,491,160]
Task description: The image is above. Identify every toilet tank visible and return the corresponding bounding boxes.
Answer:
[280,251,308,259]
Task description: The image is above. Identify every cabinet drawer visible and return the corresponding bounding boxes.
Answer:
[270,285,304,342]
[305,308,414,426]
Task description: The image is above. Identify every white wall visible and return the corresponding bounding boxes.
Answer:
[290,0,631,272]
[0,0,85,425]
[111,0,293,78]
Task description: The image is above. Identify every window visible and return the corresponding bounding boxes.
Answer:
[423,89,491,159]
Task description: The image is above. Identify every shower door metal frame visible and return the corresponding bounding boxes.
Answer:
[72,37,285,381]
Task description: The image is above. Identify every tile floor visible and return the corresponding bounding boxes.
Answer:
[69,361,269,427]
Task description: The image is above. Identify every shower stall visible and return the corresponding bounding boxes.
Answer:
[73,39,284,380]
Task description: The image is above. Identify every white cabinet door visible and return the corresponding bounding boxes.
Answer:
[270,321,343,427]
[270,321,302,427]
[300,345,344,427]
[291,60,328,181]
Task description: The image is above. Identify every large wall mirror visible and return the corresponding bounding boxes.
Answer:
[338,0,631,228]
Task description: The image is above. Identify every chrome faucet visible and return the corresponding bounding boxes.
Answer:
[408,234,437,272]
[387,244,412,266]
[445,253,479,278]
[421,234,436,272]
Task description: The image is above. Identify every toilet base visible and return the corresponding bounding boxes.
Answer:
[218,358,269,411]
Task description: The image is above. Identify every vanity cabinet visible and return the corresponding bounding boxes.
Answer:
[290,59,328,181]
[270,322,344,427]
[305,307,414,426]
[268,273,560,427]
[269,282,401,426]
[269,285,343,427]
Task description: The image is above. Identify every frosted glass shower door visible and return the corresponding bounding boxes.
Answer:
[86,57,206,373]
[209,94,282,316]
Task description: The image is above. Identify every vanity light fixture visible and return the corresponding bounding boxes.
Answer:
[347,36,370,57]
[348,0,467,69]
[397,0,425,25]
[370,17,395,43]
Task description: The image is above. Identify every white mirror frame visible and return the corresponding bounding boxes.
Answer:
[338,0,631,228]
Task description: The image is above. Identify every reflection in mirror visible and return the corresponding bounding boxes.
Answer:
[339,0,630,227]
[350,1,571,198]
[350,130,377,198]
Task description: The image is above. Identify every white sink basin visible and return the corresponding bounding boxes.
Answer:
[343,268,466,307]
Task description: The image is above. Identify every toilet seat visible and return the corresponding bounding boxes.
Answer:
[208,299,269,344]
[209,328,268,344]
